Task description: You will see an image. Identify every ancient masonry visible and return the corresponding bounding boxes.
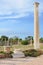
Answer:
[34,2,39,49]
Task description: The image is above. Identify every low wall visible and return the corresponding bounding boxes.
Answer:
[0,46,13,52]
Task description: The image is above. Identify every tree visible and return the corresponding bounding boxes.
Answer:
[21,40,28,45]
[25,36,33,44]
[40,37,43,43]
[19,38,22,42]
[0,36,8,46]
[1,35,8,41]
[13,36,19,44]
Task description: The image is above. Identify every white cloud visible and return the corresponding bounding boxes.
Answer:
[0,0,34,19]
[0,12,29,19]
[0,0,43,19]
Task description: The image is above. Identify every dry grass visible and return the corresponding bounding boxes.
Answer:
[12,43,43,51]
[0,43,43,51]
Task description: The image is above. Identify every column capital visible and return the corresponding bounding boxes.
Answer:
[34,2,39,7]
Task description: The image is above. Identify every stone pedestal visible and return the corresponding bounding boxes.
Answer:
[12,49,25,58]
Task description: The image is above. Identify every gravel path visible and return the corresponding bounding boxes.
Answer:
[0,55,43,65]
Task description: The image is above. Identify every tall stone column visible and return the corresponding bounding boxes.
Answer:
[34,2,40,49]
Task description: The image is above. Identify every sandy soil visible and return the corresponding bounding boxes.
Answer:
[0,55,43,65]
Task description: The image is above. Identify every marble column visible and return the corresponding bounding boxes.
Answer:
[34,2,39,49]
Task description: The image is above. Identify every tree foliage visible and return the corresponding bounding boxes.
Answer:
[21,40,29,45]
[1,36,8,41]
[25,36,34,44]
[40,37,43,43]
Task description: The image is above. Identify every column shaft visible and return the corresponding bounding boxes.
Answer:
[34,2,39,49]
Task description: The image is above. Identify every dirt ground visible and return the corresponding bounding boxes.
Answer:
[0,55,43,65]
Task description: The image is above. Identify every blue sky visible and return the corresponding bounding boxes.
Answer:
[0,0,43,39]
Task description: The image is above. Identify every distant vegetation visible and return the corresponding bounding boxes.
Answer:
[21,40,29,45]
[0,35,43,46]
[40,37,43,43]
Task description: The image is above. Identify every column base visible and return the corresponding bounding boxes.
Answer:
[34,43,40,49]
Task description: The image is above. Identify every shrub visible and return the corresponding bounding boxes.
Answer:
[0,51,13,58]
[5,53,13,58]
[23,49,43,57]
[9,51,13,54]
[0,51,5,54]
[21,40,28,45]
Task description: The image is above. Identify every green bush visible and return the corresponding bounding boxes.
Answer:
[0,51,13,58]
[21,40,28,45]
[0,51,5,54]
[23,49,43,57]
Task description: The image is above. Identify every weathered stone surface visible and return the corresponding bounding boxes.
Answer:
[12,49,25,58]
[34,2,40,49]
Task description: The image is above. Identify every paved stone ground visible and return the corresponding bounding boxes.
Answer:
[0,55,43,65]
